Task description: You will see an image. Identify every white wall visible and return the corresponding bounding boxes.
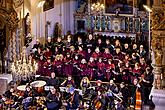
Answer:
[31,0,76,39]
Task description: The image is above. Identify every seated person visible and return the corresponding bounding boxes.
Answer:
[61,75,75,88]
[80,77,90,94]
[3,87,19,108]
[46,87,61,110]
[65,87,80,110]
[22,85,33,110]
[92,90,107,110]
[47,72,60,88]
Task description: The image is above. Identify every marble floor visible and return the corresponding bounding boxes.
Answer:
[150,89,165,110]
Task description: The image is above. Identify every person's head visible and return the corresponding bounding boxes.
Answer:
[26,85,31,92]
[75,55,78,60]
[87,48,91,53]
[10,87,14,93]
[98,57,102,63]
[70,46,75,52]
[36,39,40,44]
[88,34,93,40]
[57,37,62,42]
[135,62,139,68]
[125,54,129,60]
[98,38,102,44]
[40,55,43,60]
[106,39,110,44]
[78,46,83,51]
[115,39,120,46]
[133,78,138,85]
[132,53,136,59]
[66,53,70,58]
[51,72,56,78]
[140,45,144,50]
[48,37,51,42]
[50,87,56,94]
[146,66,151,74]
[124,43,129,49]
[97,80,102,87]
[125,62,129,67]
[133,44,137,49]
[140,57,145,64]
[105,48,109,53]
[95,47,100,53]
[47,58,51,63]
[116,47,120,53]
[120,82,125,88]
[81,59,87,64]
[68,76,72,81]
[37,48,41,53]
[67,35,71,41]
[78,36,82,42]
[89,57,94,62]
[108,59,112,64]
[82,77,89,83]
[56,55,60,60]
[109,80,114,86]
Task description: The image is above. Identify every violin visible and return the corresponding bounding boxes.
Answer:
[93,98,102,110]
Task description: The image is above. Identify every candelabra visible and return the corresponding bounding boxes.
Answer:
[11,46,38,80]
[91,2,104,15]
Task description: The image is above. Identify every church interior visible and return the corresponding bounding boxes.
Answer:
[0,0,165,109]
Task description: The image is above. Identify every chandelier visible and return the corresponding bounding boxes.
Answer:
[91,2,105,14]
[11,46,38,79]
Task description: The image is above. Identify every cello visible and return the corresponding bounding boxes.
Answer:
[135,86,142,110]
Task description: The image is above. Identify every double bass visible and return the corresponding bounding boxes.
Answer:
[135,87,142,110]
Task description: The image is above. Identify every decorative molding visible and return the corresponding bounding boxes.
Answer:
[13,0,23,8]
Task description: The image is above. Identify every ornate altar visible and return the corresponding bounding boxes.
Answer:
[74,0,149,42]
[0,0,19,73]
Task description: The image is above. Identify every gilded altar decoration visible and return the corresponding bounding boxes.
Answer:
[151,8,164,30]
[13,0,23,8]
[155,45,163,66]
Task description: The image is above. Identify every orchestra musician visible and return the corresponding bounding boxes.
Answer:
[47,72,60,88]
[80,77,90,94]
[92,90,107,110]
[46,87,61,110]
[119,82,130,108]
[61,75,75,88]
[130,78,142,109]
[2,87,19,109]
[65,87,80,110]
[108,80,119,94]
[141,66,154,104]
[22,85,33,110]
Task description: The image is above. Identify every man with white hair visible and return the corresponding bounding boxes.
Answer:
[45,37,53,52]
[32,38,43,51]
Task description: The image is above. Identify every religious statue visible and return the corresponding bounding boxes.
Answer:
[155,44,163,66]
[53,22,61,38]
